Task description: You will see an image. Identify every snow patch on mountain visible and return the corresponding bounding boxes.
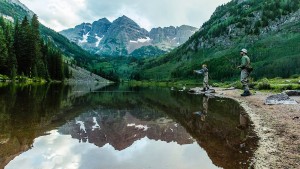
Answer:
[127,123,150,131]
[76,120,86,133]
[79,32,89,43]
[92,117,100,131]
[95,34,103,47]
[130,37,151,43]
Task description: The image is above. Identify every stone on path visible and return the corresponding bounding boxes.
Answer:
[265,93,298,105]
[284,90,300,96]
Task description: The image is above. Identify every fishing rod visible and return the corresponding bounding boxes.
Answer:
[223,55,239,70]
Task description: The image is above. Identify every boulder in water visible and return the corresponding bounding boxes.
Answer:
[188,87,215,94]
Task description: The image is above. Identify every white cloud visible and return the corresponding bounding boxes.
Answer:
[5,130,219,169]
[20,0,231,31]
[21,0,88,30]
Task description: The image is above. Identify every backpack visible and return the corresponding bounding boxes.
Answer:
[247,66,253,73]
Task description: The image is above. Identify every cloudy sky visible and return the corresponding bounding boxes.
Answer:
[20,0,231,31]
[6,130,217,169]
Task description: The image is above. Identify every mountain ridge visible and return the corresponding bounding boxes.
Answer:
[60,15,198,56]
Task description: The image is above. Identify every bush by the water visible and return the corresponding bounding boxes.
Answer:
[257,78,271,90]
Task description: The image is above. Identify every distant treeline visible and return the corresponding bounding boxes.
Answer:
[0,15,69,81]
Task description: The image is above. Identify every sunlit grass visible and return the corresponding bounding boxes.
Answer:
[0,74,48,85]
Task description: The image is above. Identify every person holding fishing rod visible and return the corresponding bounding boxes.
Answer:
[194,64,209,92]
[237,49,252,96]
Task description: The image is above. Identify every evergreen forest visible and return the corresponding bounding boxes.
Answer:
[0,14,68,81]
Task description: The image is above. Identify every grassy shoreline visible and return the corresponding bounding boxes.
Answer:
[0,74,53,87]
[127,76,300,92]
[2,73,299,92]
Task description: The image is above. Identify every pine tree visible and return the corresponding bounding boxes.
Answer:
[16,16,32,76]
[13,18,21,72]
[41,40,50,80]
[64,62,70,79]
[0,16,5,29]
[0,28,8,74]
[11,65,17,82]
[5,23,18,78]
[55,51,64,81]
[46,43,64,81]
[31,14,47,78]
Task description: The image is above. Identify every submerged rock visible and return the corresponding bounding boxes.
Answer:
[265,93,298,105]
[188,87,215,94]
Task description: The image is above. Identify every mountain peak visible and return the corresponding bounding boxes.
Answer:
[178,25,198,29]
[74,22,91,29]
[120,15,130,19]
[114,15,137,25]
[95,18,111,24]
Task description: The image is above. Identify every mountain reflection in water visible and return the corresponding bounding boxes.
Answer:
[1,84,258,169]
[59,108,194,150]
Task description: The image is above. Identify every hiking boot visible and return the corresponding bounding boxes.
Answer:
[241,91,251,97]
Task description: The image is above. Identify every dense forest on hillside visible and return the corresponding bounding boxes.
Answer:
[192,0,300,41]
[129,0,300,82]
[0,15,68,81]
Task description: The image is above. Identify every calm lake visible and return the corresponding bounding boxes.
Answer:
[0,83,258,169]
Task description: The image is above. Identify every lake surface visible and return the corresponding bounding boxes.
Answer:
[0,83,258,169]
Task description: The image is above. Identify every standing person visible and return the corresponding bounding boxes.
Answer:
[237,49,252,96]
[194,64,209,92]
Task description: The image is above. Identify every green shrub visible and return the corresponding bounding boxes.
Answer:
[0,75,9,82]
[290,74,300,79]
[281,84,294,90]
[212,83,221,87]
[229,81,243,89]
[257,78,271,90]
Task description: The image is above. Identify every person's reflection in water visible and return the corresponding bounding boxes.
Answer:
[201,96,209,121]
[237,113,249,142]
[193,96,209,121]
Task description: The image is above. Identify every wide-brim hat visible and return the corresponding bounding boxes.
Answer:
[240,48,247,53]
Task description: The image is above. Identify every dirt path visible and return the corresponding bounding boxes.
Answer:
[214,88,300,169]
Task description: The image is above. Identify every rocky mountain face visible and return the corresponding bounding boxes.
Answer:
[5,0,34,15]
[60,15,198,56]
[61,18,112,54]
[149,25,197,51]
[185,0,300,51]
[0,0,34,20]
